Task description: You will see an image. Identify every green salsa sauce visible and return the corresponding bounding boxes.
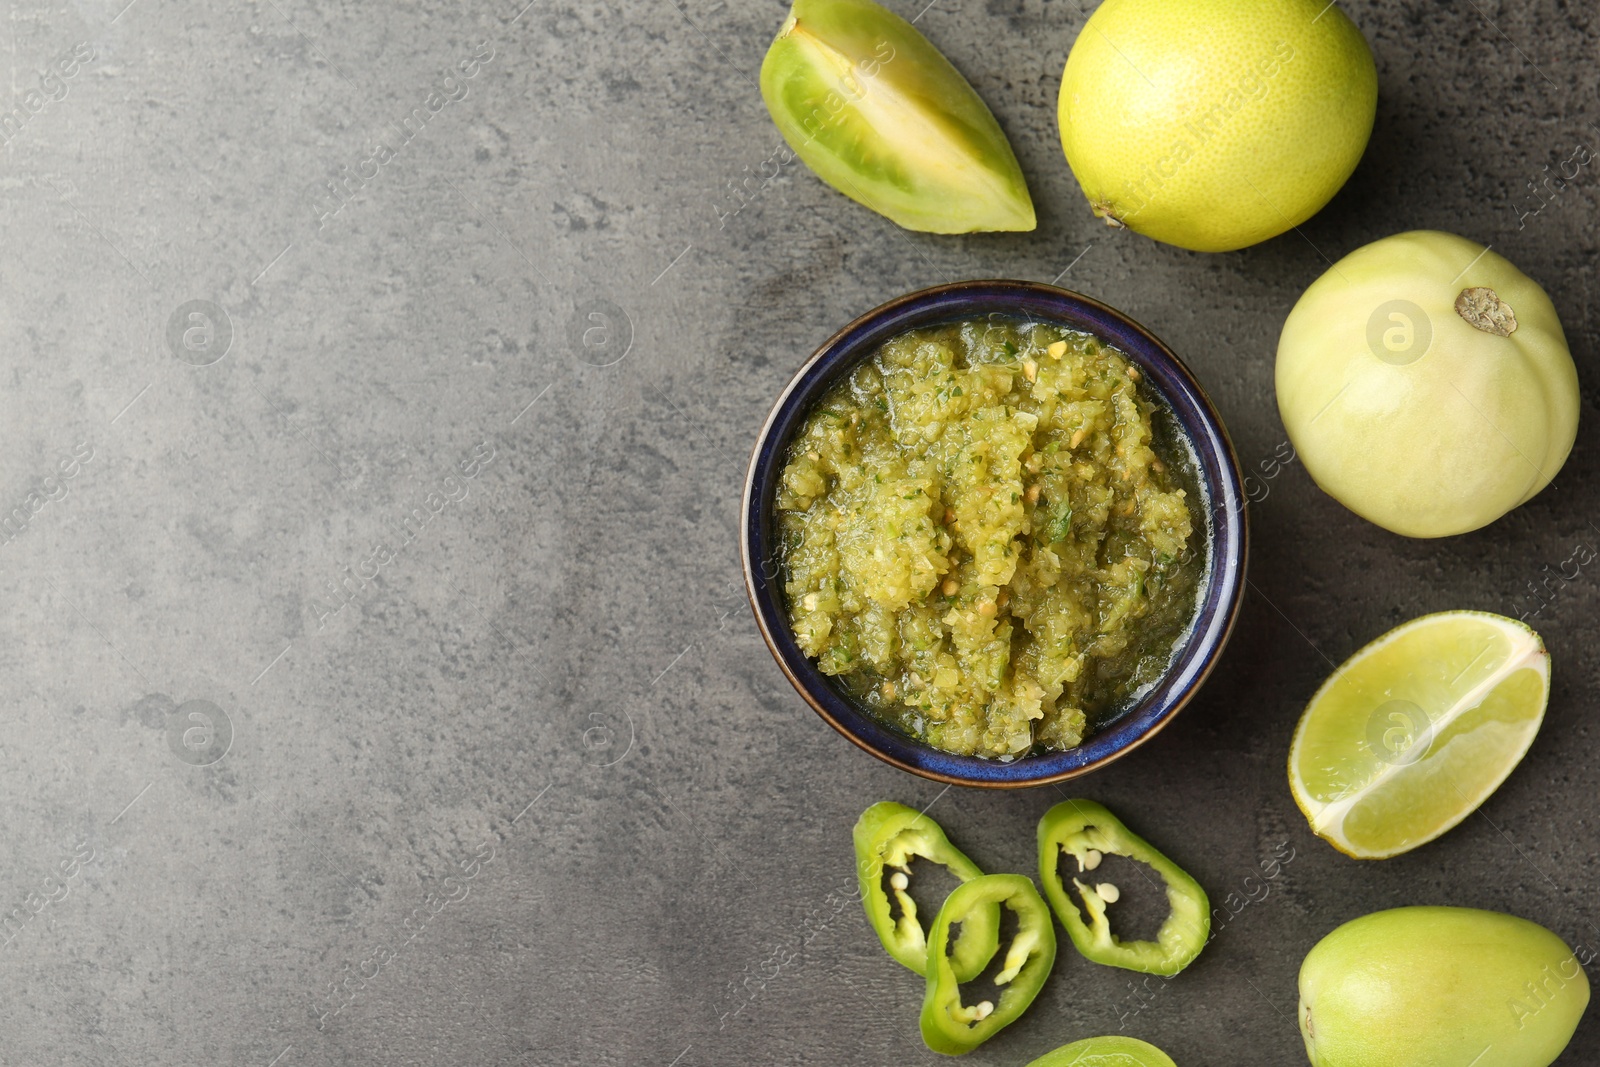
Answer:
[776,317,1206,759]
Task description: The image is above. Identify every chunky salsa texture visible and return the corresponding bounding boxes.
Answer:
[777,318,1204,759]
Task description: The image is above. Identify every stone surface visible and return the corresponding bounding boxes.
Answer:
[0,0,1597,1063]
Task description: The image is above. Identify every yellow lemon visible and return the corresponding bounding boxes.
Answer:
[1058,0,1377,252]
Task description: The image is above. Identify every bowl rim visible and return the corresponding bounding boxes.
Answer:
[741,279,1248,788]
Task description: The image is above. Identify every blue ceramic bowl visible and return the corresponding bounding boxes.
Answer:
[741,281,1247,788]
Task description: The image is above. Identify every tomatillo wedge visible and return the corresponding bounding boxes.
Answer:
[1299,906,1589,1067]
[1025,1036,1178,1067]
[920,873,1056,1055]
[759,0,1036,233]
[854,801,997,978]
[1277,230,1578,537]
[1038,800,1209,975]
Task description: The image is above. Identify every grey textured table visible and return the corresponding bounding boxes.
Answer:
[1,0,1596,1063]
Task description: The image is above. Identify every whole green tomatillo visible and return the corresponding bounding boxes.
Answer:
[1299,906,1589,1067]
[1277,231,1578,538]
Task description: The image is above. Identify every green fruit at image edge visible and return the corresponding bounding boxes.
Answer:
[1025,1035,1177,1067]
[760,0,1035,233]
[1299,906,1589,1067]
[1057,0,1376,252]
[1277,231,1578,538]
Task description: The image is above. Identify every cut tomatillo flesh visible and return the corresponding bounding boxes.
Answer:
[1037,799,1209,976]
[759,0,1036,233]
[920,873,1057,1056]
[1024,1036,1177,1067]
[853,801,996,978]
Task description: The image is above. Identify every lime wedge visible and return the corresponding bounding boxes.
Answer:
[1288,611,1549,859]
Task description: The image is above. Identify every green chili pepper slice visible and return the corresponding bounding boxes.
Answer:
[1023,1036,1177,1067]
[1037,799,1209,976]
[920,873,1057,1055]
[854,801,997,978]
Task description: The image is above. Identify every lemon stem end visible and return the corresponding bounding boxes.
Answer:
[1090,201,1126,229]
